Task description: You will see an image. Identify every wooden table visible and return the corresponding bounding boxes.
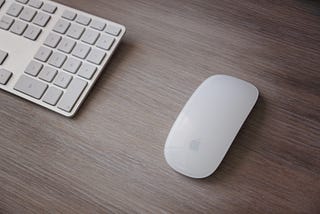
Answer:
[1,0,319,213]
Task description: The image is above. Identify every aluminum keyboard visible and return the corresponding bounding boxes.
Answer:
[0,0,125,117]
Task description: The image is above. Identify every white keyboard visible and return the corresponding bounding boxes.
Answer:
[0,0,125,117]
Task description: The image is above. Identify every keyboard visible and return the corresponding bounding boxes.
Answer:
[0,0,125,117]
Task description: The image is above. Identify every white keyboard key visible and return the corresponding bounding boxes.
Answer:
[62,10,76,20]
[44,33,61,48]
[72,43,90,59]
[0,16,14,30]
[16,0,28,4]
[42,3,56,14]
[20,7,37,22]
[57,77,87,112]
[33,12,50,27]
[25,60,43,76]
[23,25,41,40]
[67,23,84,39]
[57,37,76,53]
[0,50,8,65]
[0,69,12,85]
[43,86,63,105]
[48,52,67,68]
[28,0,43,9]
[7,3,23,17]
[54,72,72,88]
[38,66,57,82]
[78,63,96,80]
[63,57,81,74]
[87,48,105,65]
[14,75,48,99]
[34,46,52,62]
[10,20,27,35]
[75,14,91,26]
[96,34,114,50]
[81,29,99,45]
[90,19,105,31]
[53,19,70,34]
[105,24,121,36]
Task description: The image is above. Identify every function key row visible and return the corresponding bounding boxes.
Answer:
[61,10,122,36]
[16,0,56,14]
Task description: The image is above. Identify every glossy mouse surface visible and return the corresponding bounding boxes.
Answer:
[164,75,259,178]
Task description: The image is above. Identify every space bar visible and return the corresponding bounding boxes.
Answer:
[57,77,87,112]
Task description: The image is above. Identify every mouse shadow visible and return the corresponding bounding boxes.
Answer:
[192,95,267,183]
[73,40,136,119]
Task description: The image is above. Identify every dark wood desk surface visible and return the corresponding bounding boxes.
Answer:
[1,0,319,213]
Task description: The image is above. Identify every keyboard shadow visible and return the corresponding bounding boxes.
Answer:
[74,40,135,119]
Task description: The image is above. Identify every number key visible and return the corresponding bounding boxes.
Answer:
[53,71,72,88]
[87,48,105,65]
[53,19,70,34]
[33,12,51,27]
[7,3,24,17]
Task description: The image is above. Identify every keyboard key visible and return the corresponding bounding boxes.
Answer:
[87,48,105,65]
[7,3,23,17]
[0,0,5,8]
[62,10,76,21]
[0,68,12,85]
[57,77,87,112]
[57,37,76,53]
[53,19,70,34]
[14,75,48,99]
[0,50,8,65]
[25,60,43,76]
[28,0,43,9]
[105,24,121,36]
[10,20,27,35]
[90,19,105,31]
[16,0,28,4]
[96,34,114,50]
[38,66,57,82]
[23,25,41,40]
[63,57,81,74]
[34,46,52,62]
[66,23,84,39]
[72,43,90,59]
[1,1,125,117]
[0,16,14,30]
[81,29,99,45]
[44,33,61,48]
[54,72,72,88]
[42,86,63,105]
[33,12,50,27]
[20,7,37,22]
[42,3,56,14]
[75,14,91,26]
[48,52,67,68]
[78,63,96,80]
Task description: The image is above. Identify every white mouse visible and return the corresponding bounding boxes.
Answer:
[164,75,259,178]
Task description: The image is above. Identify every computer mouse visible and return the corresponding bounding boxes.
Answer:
[164,75,259,178]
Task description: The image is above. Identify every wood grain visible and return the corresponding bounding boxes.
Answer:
[1,0,320,213]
